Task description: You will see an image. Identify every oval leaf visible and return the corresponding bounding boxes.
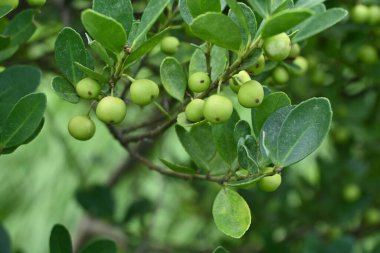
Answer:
[4,9,37,47]
[187,0,221,17]
[76,185,115,219]
[190,13,242,51]
[81,9,127,53]
[211,46,228,81]
[229,2,257,46]
[160,57,187,102]
[237,135,259,174]
[212,188,251,238]
[49,224,72,253]
[189,48,207,75]
[234,120,251,142]
[93,0,133,33]
[277,97,332,167]
[179,0,193,24]
[51,76,80,104]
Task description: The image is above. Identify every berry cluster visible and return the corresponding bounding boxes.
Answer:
[351,4,380,25]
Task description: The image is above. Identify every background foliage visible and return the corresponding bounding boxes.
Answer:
[1,0,380,252]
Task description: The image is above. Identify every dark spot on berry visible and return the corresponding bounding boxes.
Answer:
[200,80,205,83]
[256,64,260,68]
[216,117,220,122]
[151,95,155,100]
[255,99,260,104]
[88,91,92,95]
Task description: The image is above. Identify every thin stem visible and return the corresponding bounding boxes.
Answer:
[122,73,136,82]
[153,101,172,120]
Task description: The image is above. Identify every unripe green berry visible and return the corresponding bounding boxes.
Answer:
[229,70,251,93]
[68,116,96,141]
[342,183,361,202]
[237,80,264,108]
[160,36,180,55]
[76,77,101,99]
[365,208,380,225]
[96,96,127,124]
[357,44,378,64]
[246,54,266,75]
[351,4,369,24]
[130,79,160,106]
[272,67,289,84]
[290,56,308,76]
[259,173,282,192]
[289,43,301,58]
[263,33,291,61]
[185,99,205,122]
[27,0,46,7]
[0,0,19,8]
[203,95,233,124]
[368,5,380,25]
[188,72,210,93]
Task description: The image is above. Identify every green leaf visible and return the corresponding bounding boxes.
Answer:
[259,106,293,163]
[80,240,116,253]
[51,76,80,104]
[176,112,207,128]
[179,0,193,24]
[160,159,196,174]
[81,9,127,53]
[225,174,265,188]
[0,93,46,149]
[261,9,312,38]
[212,111,240,164]
[272,0,293,14]
[277,98,332,167]
[295,0,326,8]
[126,21,140,47]
[234,120,251,142]
[239,48,263,71]
[89,40,114,66]
[74,62,107,82]
[49,224,72,253]
[3,9,37,47]
[189,48,207,75]
[211,46,228,81]
[175,124,216,171]
[132,0,171,48]
[252,92,291,137]
[0,65,41,120]
[126,28,171,65]
[0,225,11,253]
[22,117,44,145]
[0,46,18,62]
[187,0,221,17]
[213,246,230,253]
[229,3,257,46]
[93,0,133,33]
[237,135,259,174]
[55,28,88,84]
[160,57,187,102]
[0,6,12,18]
[246,0,266,18]
[190,13,242,51]
[293,8,348,42]
[76,185,115,219]
[212,188,251,238]
[0,36,10,50]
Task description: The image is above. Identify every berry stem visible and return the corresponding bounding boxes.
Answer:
[122,74,136,82]
[153,101,173,120]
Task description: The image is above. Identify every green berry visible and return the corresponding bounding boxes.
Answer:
[26,0,46,6]
[160,36,180,55]
[342,183,361,202]
[351,4,369,24]
[246,54,266,75]
[0,0,19,8]
[68,116,96,141]
[272,67,289,84]
[365,208,380,225]
[289,43,301,58]
[369,5,380,25]
[259,173,282,192]
[229,70,251,93]
[96,96,127,124]
[263,33,291,61]
[76,77,101,99]
[203,95,233,124]
[185,99,205,122]
[237,80,264,108]
[188,72,210,93]
[357,44,378,64]
[290,56,308,76]
[130,79,160,106]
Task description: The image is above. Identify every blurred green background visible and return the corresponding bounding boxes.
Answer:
[1,0,380,252]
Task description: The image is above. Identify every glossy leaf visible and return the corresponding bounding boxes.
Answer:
[246,0,266,18]
[49,224,72,253]
[237,135,259,174]
[160,57,187,102]
[212,111,240,164]
[212,188,251,238]
[51,76,80,104]
[0,93,46,149]
[176,124,216,171]
[160,159,196,174]
[211,46,228,81]
[261,9,312,38]
[80,240,116,253]
[3,9,37,47]
[55,28,88,84]
[234,120,251,142]
[76,185,115,219]
[93,0,133,32]
[132,0,171,48]
[81,9,127,53]
[190,13,242,51]
[277,98,332,166]
[293,8,348,42]
[74,62,107,82]
[252,92,291,136]
[189,48,207,75]
[179,0,193,24]
[187,0,221,17]
[229,3,257,45]
[0,225,11,253]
